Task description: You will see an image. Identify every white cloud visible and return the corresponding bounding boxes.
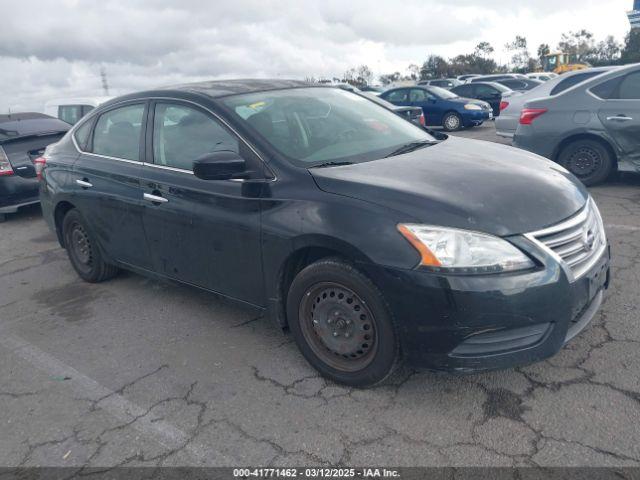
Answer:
[0,0,632,112]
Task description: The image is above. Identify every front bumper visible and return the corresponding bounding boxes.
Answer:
[462,110,491,126]
[0,175,39,213]
[361,242,610,373]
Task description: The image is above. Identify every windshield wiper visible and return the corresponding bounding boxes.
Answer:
[310,161,354,168]
[385,140,436,158]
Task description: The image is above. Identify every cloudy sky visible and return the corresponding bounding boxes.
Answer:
[0,0,632,113]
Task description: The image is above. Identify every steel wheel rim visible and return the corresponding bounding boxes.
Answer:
[567,146,602,178]
[69,223,93,268]
[299,282,377,372]
[445,115,460,130]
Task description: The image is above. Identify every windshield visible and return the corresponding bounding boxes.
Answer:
[426,86,458,99]
[222,87,436,167]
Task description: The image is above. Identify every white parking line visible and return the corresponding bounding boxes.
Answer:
[0,333,220,464]
[605,224,640,232]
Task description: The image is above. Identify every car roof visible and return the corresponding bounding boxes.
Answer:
[160,79,317,98]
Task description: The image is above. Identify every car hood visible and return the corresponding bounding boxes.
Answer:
[309,137,588,236]
[449,96,486,106]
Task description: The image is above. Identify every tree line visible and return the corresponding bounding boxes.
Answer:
[331,29,640,87]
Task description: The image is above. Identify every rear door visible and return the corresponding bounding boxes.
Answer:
[595,70,640,169]
[139,100,265,304]
[72,102,152,269]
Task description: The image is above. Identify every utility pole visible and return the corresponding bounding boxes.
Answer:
[100,66,110,96]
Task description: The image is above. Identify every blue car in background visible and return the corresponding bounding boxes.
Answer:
[380,85,492,131]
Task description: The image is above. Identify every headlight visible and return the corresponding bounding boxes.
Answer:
[464,104,482,111]
[397,224,535,274]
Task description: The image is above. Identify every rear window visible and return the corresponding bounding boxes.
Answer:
[550,72,600,96]
[0,117,69,142]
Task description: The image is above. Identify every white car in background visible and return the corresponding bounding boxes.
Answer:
[44,97,111,125]
[495,67,614,139]
[526,73,557,82]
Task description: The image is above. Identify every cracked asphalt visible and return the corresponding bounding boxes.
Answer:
[1,122,640,468]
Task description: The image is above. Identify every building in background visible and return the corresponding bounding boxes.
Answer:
[629,0,640,29]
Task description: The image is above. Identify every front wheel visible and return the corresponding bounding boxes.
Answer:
[287,258,400,387]
[62,209,119,283]
[558,139,614,186]
[442,112,463,132]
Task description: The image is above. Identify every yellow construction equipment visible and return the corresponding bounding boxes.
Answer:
[542,52,589,74]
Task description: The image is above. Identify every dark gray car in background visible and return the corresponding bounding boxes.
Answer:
[513,63,640,185]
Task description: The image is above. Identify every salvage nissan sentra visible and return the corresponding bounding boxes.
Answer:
[38,80,610,387]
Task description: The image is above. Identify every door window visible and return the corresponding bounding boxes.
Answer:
[385,90,409,103]
[475,85,498,97]
[92,104,145,161]
[453,85,472,97]
[152,103,240,170]
[409,89,428,102]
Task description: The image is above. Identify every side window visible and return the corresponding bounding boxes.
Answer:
[385,90,408,103]
[591,77,622,100]
[92,104,145,161]
[409,89,428,102]
[153,103,239,170]
[74,120,93,150]
[454,85,471,96]
[618,72,640,99]
[58,105,83,125]
[475,85,497,96]
[551,72,598,96]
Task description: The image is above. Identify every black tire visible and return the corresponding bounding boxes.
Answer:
[558,139,614,186]
[62,209,119,283]
[442,112,463,132]
[286,257,400,387]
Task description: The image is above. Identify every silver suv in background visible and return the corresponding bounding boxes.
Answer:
[496,67,615,139]
[513,63,640,185]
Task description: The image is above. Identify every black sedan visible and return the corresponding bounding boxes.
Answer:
[450,82,515,117]
[0,113,69,222]
[40,80,609,387]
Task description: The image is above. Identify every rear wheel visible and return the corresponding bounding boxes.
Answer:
[558,139,614,186]
[287,257,400,387]
[62,209,119,283]
[442,112,462,132]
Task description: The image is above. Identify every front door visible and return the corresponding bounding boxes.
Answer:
[72,102,152,269]
[139,100,265,305]
[597,70,640,170]
[409,88,441,125]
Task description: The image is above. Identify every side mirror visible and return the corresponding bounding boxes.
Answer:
[14,164,37,178]
[193,151,247,181]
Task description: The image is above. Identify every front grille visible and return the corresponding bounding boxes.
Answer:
[527,198,607,281]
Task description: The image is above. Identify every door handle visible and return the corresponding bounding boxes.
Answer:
[75,179,93,189]
[143,193,168,204]
[606,115,633,122]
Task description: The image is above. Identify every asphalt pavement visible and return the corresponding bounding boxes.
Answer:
[1,122,640,467]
